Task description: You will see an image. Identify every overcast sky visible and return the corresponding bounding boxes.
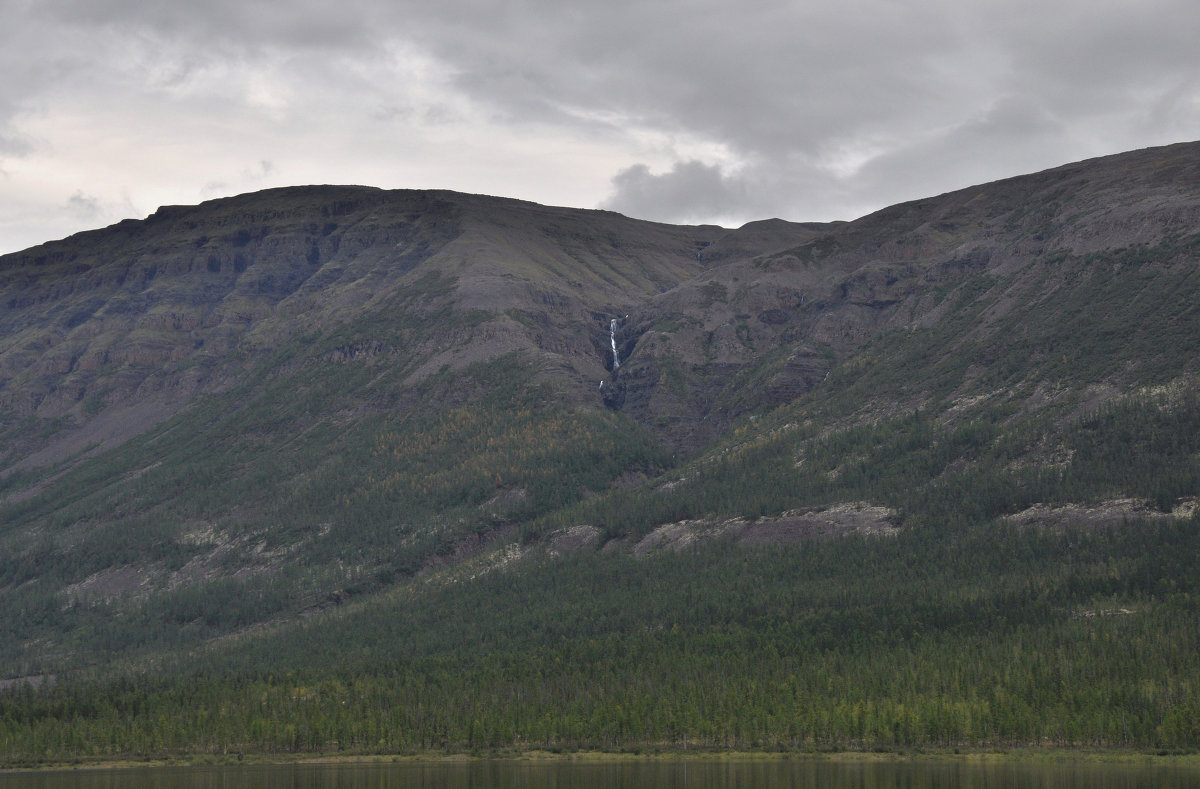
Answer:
[1,0,1198,254]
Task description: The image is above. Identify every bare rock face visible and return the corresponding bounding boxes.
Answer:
[629,504,899,555]
[1003,498,1198,530]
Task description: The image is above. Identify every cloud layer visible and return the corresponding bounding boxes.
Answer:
[2,0,1198,252]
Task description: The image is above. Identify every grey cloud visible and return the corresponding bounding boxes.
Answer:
[3,0,1200,252]
[430,1,963,146]
[0,9,82,152]
[65,190,101,220]
[846,101,1076,211]
[1144,79,1200,135]
[24,1,1200,162]
[603,160,750,225]
[32,0,379,49]
[200,161,275,199]
[0,130,32,157]
[201,179,230,197]
[425,0,1200,212]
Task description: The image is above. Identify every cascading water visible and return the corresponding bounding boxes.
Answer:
[609,318,621,370]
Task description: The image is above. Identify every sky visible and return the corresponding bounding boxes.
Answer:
[1,0,1198,254]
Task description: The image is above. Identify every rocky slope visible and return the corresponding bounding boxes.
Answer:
[0,188,726,472]
[6,142,1196,468]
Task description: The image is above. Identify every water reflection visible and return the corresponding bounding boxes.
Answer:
[3,758,1199,789]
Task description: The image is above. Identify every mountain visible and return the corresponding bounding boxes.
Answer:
[1,142,1199,760]
[0,188,719,465]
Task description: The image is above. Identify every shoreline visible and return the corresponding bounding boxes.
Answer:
[6,747,1200,773]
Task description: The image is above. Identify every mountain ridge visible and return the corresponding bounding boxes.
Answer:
[3,140,1199,543]
[1,143,1199,750]
[0,186,725,472]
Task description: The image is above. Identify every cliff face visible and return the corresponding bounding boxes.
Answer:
[1,141,1199,677]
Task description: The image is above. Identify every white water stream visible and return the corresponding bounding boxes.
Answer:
[609,318,620,370]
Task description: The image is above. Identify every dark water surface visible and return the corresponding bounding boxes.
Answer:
[3,759,1199,789]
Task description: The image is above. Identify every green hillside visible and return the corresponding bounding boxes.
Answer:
[1,142,1199,762]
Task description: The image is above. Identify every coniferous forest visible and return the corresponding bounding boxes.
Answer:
[2,518,1199,761]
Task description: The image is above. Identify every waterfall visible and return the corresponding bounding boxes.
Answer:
[609,318,620,370]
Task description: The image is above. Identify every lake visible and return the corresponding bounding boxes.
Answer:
[2,758,1199,789]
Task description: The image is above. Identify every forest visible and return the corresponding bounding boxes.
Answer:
[1,515,1198,762]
